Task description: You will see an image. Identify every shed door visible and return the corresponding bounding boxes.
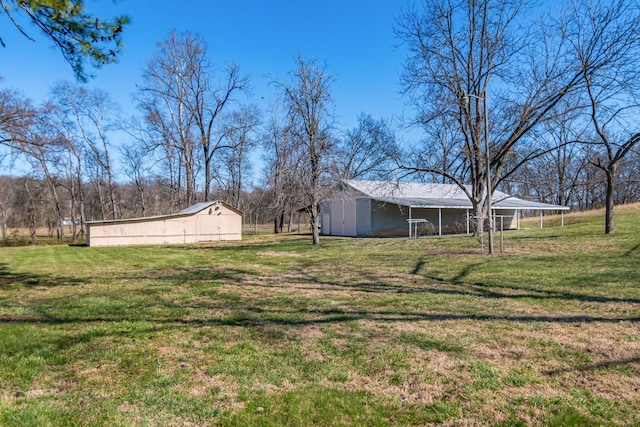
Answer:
[342,199,356,236]
[331,199,356,236]
[322,214,331,235]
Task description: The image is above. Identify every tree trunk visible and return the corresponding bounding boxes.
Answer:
[471,198,484,238]
[274,210,285,234]
[185,150,195,207]
[76,163,86,239]
[605,167,615,234]
[0,203,6,240]
[204,149,211,202]
[69,162,77,243]
[39,157,64,240]
[24,181,38,246]
[310,202,320,245]
[287,210,294,233]
[254,212,259,235]
[140,186,146,217]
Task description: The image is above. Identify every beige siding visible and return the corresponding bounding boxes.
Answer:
[87,203,241,247]
[493,210,517,230]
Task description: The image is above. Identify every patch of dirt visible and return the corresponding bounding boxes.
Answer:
[291,324,325,340]
[25,388,56,397]
[339,370,445,406]
[258,251,302,258]
[187,371,244,411]
[426,351,466,376]
[157,345,184,359]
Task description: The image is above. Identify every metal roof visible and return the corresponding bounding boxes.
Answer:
[178,201,220,215]
[342,180,569,211]
[87,201,241,225]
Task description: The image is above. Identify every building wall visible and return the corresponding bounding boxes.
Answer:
[355,198,372,236]
[320,197,519,237]
[321,198,359,236]
[87,204,241,247]
[192,204,242,241]
[321,201,331,235]
[408,208,470,235]
[370,202,409,236]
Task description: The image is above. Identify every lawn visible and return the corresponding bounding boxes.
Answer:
[0,206,639,426]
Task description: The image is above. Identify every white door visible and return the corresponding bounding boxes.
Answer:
[322,213,331,235]
[343,199,357,236]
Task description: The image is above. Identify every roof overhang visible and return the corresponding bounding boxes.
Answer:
[374,197,570,211]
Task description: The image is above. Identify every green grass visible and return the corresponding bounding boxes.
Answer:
[0,206,639,425]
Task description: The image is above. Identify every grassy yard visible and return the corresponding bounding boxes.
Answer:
[1,206,639,426]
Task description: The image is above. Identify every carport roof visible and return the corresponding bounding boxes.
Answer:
[342,180,569,211]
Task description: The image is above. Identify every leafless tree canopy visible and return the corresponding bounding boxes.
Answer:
[395,0,640,235]
[273,55,337,245]
[138,30,249,209]
[2,1,640,244]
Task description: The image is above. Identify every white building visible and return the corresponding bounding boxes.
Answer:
[321,180,569,237]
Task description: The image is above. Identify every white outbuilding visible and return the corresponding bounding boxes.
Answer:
[320,180,569,237]
[86,201,242,247]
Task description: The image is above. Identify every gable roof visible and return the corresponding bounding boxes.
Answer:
[87,201,242,225]
[342,180,569,211]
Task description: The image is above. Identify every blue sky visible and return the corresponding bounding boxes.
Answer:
[1,0,411,135]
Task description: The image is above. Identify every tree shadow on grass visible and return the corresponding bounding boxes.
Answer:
[626,242,640,256]
[413,260,640,305]
[2,303,639,328]
[269,261,640,306]
[0,263,86,289]
[545,356,640,376]
[2,259,639,328]
[1,257,639,331]
[410,257,426,275]
[1,275,638,363]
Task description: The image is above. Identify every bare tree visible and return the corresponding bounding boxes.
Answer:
[195,61,250,202]
[16,177,40,245]
[404,112,466,185]
[262,106,302,233]
[62,127,86,240]
[51,82,119,220]
[139,30,249,207]
[0,91,69,238]
[15,117,66,238]
[395,0,600,245]
[566,0,640,233]
[0,88,35,148]
[274,55,336,245]
[502,102,590,208]
[615,151,640,204]
[139,31,200,207]
[216,104,261,210]
[243,185,270,234]
[339,113,398,180]
[0,176,14,240]
[140,103,186,212]
[120,143,150,217]
[47,104,87,240]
